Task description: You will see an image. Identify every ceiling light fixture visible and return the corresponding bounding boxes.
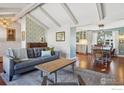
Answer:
[0,17,12,28]
[98,24,104,28]
[98,24,104,33]
[97,24,105,45]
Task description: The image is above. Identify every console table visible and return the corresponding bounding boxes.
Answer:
[27,42,47,48]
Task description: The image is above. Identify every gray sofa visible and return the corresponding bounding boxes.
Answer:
[3,48,60,81]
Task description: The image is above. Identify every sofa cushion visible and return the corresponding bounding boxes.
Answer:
[14,58,44,70]
[13,48,28,59]
[27,48,35,58]
[42,55,58,62]
[13,58,29,64]
[33,48,42,57]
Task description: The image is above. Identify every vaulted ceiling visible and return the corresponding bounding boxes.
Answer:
[0,3,28,17]
[1,3,124,30]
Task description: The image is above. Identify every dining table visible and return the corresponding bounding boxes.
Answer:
[93,46,112,51]
[92,46,112,62]
[103,46,112,51]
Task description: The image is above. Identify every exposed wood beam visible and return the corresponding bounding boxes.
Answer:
[96,3,105,20]
[12,3,44,21]
[39,7,61,27]
[27,14,49,30]
[61,3,78,24]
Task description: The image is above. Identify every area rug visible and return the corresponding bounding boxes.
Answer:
[1,66,118,85]
[75,68,120,85]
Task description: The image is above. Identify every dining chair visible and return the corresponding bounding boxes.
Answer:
[91,45,103,63]
[41,74,86,85]
[94,44,103,49]
[92,48,105,64]
[103,46,113,62]
[111,48,116,57]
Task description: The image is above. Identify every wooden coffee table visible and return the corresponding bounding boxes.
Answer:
[35,58,75,84]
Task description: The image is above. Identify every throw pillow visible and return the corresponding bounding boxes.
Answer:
[12,58,29,64]
[27,48,35,58]
[41,50,51,57]
[12,48,28,59]
[47,47,55,55]
[33,48,42,57]
[42,47,48,51]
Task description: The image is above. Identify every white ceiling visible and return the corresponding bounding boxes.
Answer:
[42,3,74,26]
[31,7,58,29]
[30,3,124,30]
[104,3,124,20]
[0,3,29,17]
[0,3,28,8]
[30,3,101,29]
[66,3,99,25]
[1,3,124,30]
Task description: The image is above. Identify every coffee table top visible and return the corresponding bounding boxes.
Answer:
[35,58,74,74]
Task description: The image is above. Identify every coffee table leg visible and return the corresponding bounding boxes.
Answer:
[41,71,43,77]
[55,72,57,83]
[72,63,75,74]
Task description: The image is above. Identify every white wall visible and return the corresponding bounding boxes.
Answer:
[0,22,21,56]
[46,25,71,58]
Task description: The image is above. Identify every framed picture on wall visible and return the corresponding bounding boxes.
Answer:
[6,28,16,41]
[56,32,65,41]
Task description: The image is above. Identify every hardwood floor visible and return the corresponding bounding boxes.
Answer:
[77,54,124,84]
[0,54,124,85]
